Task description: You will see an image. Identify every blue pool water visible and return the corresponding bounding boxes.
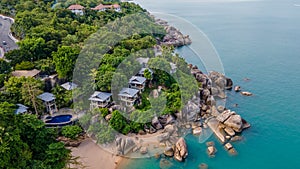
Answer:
[121,0,300,169]
[45,115,72,123]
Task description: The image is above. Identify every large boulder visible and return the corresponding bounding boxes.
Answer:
[216,110,236,123]
[174,137,188,162]
[140,147,148,154]
[152,116,163,130]
[224,114,243,132]
[164,146,174,157]
[207,146,217,156]
[159,115,176,126]
[182,101,200,122]
[115,137,135,155]
[224,127,236,136]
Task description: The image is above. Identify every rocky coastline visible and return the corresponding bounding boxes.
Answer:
[109,64,251,167]
[154,17,192,47]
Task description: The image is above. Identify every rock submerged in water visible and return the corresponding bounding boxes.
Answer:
[174,137,188,162]
[159,158,173,169]
[240,91,253,96]
[207,146,217,156]
[199,163,208,169]
[234,86,241,92]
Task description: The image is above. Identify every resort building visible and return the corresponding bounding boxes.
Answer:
[89,91,112,109]
[11,69,40,78]
[38,92,58,115]
[61,82,78,91]
[15,104,29,114]
[129,76,146,91]
[137,68,153,78]
[118,88,139,107]
[67,4,85,15]
[91,4,121,12]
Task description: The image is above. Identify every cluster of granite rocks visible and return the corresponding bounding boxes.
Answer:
[155,18,192,47]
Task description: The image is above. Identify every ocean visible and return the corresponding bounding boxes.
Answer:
[121,0,300,168]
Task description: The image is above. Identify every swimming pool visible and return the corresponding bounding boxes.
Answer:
[45,114,73,127]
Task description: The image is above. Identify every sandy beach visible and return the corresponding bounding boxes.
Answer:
[71,138,123,169]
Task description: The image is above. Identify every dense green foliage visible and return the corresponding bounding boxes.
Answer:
[0,102,70,169]
[61,125,83,139]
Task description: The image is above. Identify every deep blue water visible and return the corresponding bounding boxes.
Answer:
[122,0,300,168]
[46,115,72,123]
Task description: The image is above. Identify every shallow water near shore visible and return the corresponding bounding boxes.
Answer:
[120,0,300,168]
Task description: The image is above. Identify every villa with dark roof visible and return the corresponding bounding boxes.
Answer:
[129,76,146,91]
[67,4,85,15]
[89,91,112,109]
[118,88,139,107]
[38,92,58,114]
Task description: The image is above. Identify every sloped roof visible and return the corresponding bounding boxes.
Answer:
[11,69,40,78]
[112,4,121,8]
[15,104,29,114]
[118,88,139,97]
[61,82,78,90]
[129,76,146,85]
[38,92,55,102]
[68,4,85,10]
[138,68,153,75]
[89,91,112,102]
[91,3,120,10]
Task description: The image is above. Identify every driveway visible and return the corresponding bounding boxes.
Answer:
[0,15,18,58]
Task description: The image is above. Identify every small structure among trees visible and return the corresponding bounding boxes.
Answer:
[11,69,40,78]
[61,82,78,91]
[15,103,29,114]
[38,92,58,115]
[91,4,121,12]
[67,4,85,15]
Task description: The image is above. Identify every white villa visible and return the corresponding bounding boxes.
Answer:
[129,76,146,91]
[91,4,121,12]
[38,92,58,115]
[118,88,139,107]
[89,91,112,110]
[67,4,85,15]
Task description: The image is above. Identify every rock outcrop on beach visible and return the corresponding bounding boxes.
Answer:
[155,18,192,47]
[174,137,188,162]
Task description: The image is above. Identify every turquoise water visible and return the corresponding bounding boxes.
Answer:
[123,0,300,169]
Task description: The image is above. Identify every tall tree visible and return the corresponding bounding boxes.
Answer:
[52,46,80,79]
[21,77,44,115]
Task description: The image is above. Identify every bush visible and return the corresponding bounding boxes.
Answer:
[15,61,35,70]
[61,125,83,140]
